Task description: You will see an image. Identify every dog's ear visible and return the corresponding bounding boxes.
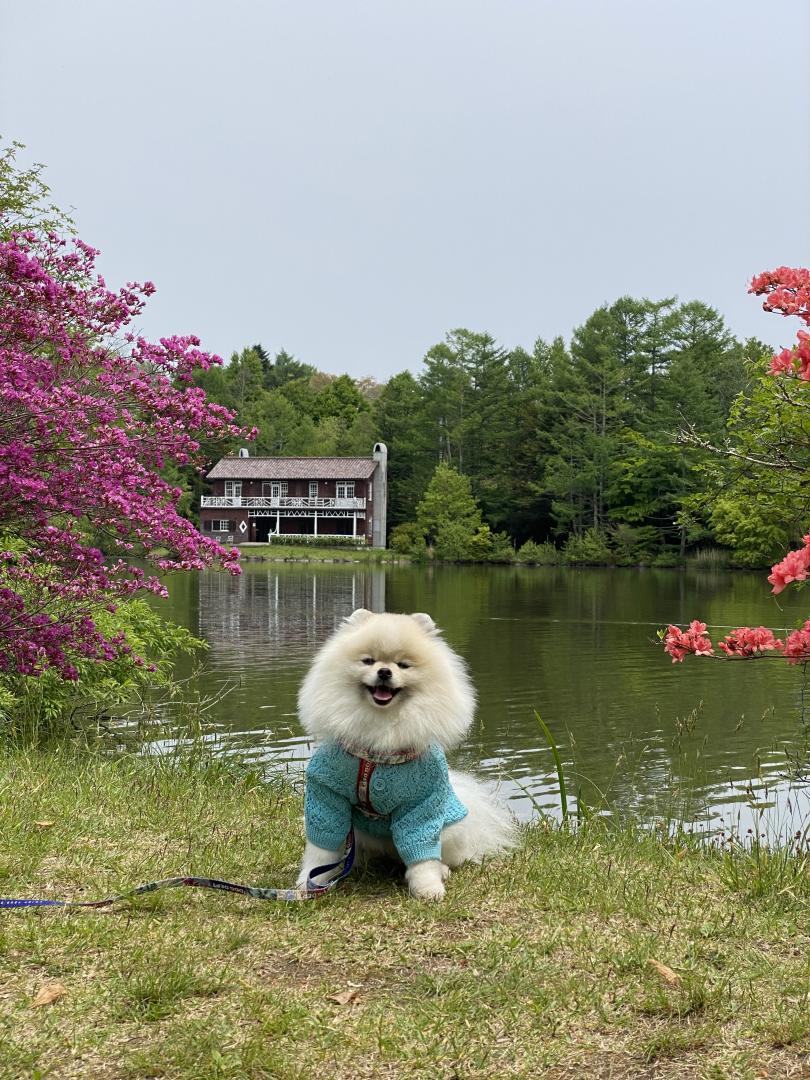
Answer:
[411,612,437,634]
[344,608,374,627]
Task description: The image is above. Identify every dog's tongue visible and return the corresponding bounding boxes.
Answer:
[373,685,394,703]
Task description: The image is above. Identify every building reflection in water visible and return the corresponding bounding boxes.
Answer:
[197,566,386,664]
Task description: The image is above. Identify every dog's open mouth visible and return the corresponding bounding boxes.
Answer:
[367,684,401,706]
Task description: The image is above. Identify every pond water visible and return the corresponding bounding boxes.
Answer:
[149,561,810,837]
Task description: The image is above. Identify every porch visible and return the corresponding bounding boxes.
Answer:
[200,496,366,510]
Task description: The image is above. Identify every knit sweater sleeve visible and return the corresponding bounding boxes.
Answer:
[389,752,447,866]
[304,750,352,852]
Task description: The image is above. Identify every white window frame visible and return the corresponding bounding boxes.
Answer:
[336,482,355,500]
[309,482,319,499]
[215,519,233,532]
[224,481,242,498]
[263,482,287,497]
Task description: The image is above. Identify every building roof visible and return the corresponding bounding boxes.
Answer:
[207,456,378,481]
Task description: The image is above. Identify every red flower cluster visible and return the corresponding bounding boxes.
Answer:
[664,622,810,665]
[767,536,810,594]
[718,627,784,657]
[784,621,810,664]
[751,266,810,380]
[749,266,810,325]
[663,621,714,663]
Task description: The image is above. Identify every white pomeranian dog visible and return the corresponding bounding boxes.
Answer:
[297,609,517,900]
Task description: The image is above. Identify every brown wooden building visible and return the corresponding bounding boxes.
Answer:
[199,443,388,547]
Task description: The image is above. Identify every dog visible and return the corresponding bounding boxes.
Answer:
[297,608,517,900]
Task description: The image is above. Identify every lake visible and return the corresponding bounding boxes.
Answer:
[151,561,810,837]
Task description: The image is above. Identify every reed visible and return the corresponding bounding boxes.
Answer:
[534,710,569,823]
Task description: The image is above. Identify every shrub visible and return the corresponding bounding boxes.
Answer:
[0,598,202,738]
[517,540,562,565]
[609,524,659,565]
[259,535,364,548]
[389,522,426,556]
[562,529,614,565]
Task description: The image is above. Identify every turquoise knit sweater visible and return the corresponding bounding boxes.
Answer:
[304,741,468,866]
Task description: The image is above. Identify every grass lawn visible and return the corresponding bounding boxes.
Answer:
[1,748,809,1079]
[233,543,403,563]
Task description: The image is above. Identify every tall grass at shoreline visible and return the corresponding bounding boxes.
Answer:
[1,744,809,1079]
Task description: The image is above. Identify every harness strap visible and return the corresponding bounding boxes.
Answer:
[356,756,392,820]
[355,756,379,817]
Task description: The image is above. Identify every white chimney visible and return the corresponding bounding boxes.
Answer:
[372,442,388,548]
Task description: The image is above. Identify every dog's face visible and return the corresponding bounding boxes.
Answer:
[298,610,475,754]
[352,610,432,712]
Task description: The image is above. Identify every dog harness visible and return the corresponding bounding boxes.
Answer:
[350,743,423,820]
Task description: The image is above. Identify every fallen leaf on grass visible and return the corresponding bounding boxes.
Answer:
[327,988,360,1006]
[647,959,681,985]
[33,821,54,829]
[31,983,67,1008]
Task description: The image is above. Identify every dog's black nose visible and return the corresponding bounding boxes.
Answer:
[377,667,392,681]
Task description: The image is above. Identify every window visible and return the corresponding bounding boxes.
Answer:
[336,482,355,500]
[216,519,235,532]
[263,482,287,497]
[309,482,319,499]
[224,481,242,498]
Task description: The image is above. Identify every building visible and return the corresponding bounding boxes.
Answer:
[199,443,388,547]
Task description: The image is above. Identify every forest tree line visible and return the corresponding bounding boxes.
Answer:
[187,296,806,567]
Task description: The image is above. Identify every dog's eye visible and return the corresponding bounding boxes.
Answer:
[361,656,375,665]
[397,661,411,670]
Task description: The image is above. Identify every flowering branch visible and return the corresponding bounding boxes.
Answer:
[0,227,253,678]
[661,620,810,664]
[662,264,810,669]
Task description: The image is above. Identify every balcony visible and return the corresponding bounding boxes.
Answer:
[200,496,367,511]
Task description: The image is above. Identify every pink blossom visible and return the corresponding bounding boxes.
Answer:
[784,621,810,664]
[0,227,252,678]
[664,622,714,663]
[664,265,810,669]
[718,627,785,657]
[767,541,810,594]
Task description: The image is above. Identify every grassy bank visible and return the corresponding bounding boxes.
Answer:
[233,542,403,563]
[1,750,809,1079]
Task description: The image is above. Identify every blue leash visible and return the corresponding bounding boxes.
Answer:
[0,831,355,910]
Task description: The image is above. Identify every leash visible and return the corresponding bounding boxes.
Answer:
[0,831,355,910]
[1,743,421,912]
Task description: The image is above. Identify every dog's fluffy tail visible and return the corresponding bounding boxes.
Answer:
[441,770,519,867]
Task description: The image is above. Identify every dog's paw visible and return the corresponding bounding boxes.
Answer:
[298,841,345,888]
[440,862,451,882]
[405,860,447,901]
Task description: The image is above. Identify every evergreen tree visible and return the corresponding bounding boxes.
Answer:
[374,371,434,528]
[264,348,316,390]
[225,347,265,416]
[416,463,483,545]
[541,306,630,534]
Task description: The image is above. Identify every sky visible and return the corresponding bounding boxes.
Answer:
[2,1,809,379]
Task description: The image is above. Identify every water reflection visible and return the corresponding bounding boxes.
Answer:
[153,563,810,837]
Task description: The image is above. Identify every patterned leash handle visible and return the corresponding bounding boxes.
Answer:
[0,831,355,910]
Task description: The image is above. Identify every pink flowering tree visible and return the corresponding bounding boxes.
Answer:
[0,226,251,680]
[663,267,810,666]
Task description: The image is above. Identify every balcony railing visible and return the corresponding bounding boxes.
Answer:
[201,496,366,510]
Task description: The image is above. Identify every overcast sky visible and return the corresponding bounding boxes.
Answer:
[2,1,809,378]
